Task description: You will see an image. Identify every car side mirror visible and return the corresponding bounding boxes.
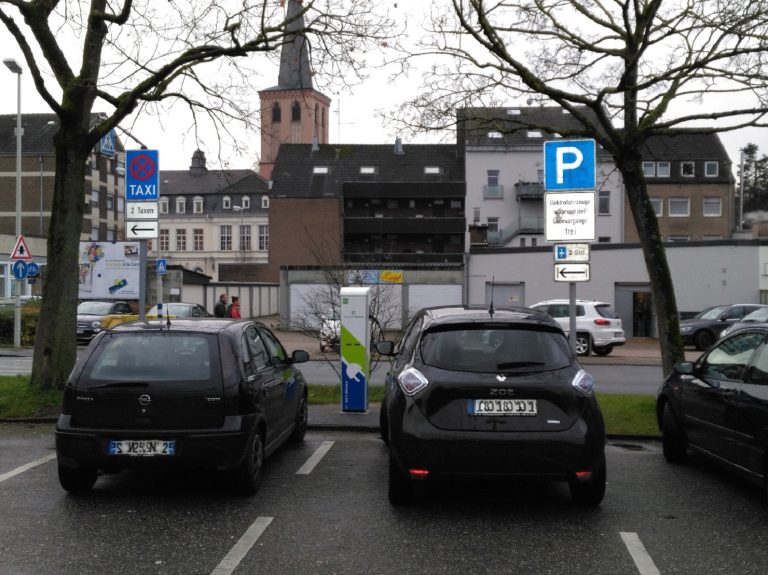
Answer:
[674,362,694,375]
[375,340,396,356]
[291,350,310,364]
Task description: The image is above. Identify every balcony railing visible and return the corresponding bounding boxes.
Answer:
[515,182,545,200]
[483,185,504,199]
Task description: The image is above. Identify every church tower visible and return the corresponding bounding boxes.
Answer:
[258,0,331,179]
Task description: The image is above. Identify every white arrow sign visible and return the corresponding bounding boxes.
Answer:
[554,263,590,282]
[126,221,159,239]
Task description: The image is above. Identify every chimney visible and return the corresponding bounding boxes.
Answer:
[394,137,404,155]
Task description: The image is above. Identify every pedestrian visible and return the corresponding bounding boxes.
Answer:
[228,296,241,319]
[214,293,229,317]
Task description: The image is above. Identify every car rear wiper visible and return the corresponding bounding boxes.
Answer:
[89,381,150,389]
[496,361,545,369]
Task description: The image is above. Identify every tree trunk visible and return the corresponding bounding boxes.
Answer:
[30,129,89,390]
[621,161,685,376]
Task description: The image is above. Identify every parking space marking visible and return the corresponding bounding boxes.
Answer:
[0,453,56,483]
[210,516,273,575]
[620,532,660,575]
[296,440,334,475]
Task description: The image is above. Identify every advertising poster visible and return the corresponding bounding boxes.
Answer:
[78,241,141,299]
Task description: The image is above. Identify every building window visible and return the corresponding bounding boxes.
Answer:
[258,224,269,251]
[240,225,252,251]
[527,131,542,138]
[194,228,204,251]
[485,170,502,199]
[703,235,722,241]
[192,196,203,214]
[291,101,301,122]
[668,235,690,242]
[703,197,722,217]
[681,162,695,177]
[262,196,270,209]
[598,190,610,215]
[642,162,656,177]
[176,229,187,251]
[159,197,168,214]
[272,103,281,123]
[242,196,250,209]
[598,236,611,243]
[107,227,115,241]
[487,217,500,245]
[650,197,663,216]
[91,189,99,207]
[360,166,377,174]
[106,194,114,210]
[488,131,503,139]
[159,229,169,251]
[91,225,99,240]
[520,237,526,247]
[313,166,329,174]
[705,161,719,177]
[424,166,441,175]
[669,197,690,216]
[657,162,671,177]
[222,196,231,209]
[176,198,186,214]
[220,225,232,251]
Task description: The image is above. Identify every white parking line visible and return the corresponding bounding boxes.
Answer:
[0,453,56,483]
[621,532,661,575]
[210,516,273,575]
[296,441,334,475]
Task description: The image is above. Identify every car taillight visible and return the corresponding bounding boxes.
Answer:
[397,366,430,396]
[572,369,595,396]
[593,319,610,325]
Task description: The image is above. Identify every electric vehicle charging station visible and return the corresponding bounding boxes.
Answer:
[340,286,371,412]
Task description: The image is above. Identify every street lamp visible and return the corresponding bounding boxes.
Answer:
[4,58,23,349]
[232,205,248,252]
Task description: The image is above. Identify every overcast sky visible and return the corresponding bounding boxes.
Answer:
[0,7,765,173]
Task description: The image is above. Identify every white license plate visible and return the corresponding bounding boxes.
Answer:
[108,439,176,456]
[470,399,537,416]
[77,329,84,334]
[614,331,623,337]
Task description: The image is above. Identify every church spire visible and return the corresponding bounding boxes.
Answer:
[278,0,313,90]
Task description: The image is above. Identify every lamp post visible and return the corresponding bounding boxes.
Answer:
[4,58,23,349]
[232,205,248,254]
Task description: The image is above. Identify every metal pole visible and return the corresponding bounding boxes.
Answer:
[10,65,22,349]
[568,282,577,354]
[739,150,745,232]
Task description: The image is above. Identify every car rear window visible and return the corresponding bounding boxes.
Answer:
[419,326,571,373]
[79,332,219,387]
[594,305,619,319]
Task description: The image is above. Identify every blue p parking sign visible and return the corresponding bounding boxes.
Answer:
[543,140,596,191]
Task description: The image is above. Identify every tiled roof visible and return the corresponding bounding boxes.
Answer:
[641,131,730,161]
[0,113,126,156]
[270,143,464,198]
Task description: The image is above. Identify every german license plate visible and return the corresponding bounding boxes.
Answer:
[108,439,176,456]
[614,331,623,337]
[470,399,537,416]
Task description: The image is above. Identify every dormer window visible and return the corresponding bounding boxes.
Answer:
[424,166,441,175]
[527,131,542,138]
[360,166,377,175]
[705,161,719,177]
[242,196,250,209]
[657,162,671,177]
[159,197,169,214]
[262,195,270,209]
[313,166,329,174]
[222,196,231,209]
[488,131,503,139]
[193,196,204,214]
[176,197,186,214]
[681,162,695,177]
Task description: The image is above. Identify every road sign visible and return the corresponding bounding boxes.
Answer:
[125,150,159,201]
[126,221,159,240]
[12,260,27,280]
[26,261,40,277]
[543,140,596,190]
[554,243,590,262]
[545,191,596,241]
[555,263,590,282]
[156,259,167,275]
[10,235,32,260]
[126,201,159,220]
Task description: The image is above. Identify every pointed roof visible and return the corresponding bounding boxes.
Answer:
[270,0,313,91]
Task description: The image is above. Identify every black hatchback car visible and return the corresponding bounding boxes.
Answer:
[376,305,606,506]
[657,326,768,495]
[56,319,309,494]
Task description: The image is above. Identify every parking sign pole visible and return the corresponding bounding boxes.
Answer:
[569,282,577,352]
[139,241,147,322]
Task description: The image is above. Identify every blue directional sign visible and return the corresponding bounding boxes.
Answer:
[12,260,27,280]
[125,149,159,201]
[26,261,40,278]
[156,258,167,275]
[543,140,596,191]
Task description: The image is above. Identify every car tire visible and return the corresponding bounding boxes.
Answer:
[379,405,390,445]
[575,333,592,356]
[234,429,265,495]
[388,452,415,505]
[569,454,606,506]
[592,345,614,356]
[58,463,98,493]
[289,396,308,443]
[661,403,687,463]
[693,329,716,351]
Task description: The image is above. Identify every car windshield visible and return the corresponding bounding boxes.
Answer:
[419,326,571,373]
[80,332,218,386]
[77,301,114,315]
[695,305,730,320]
[742,308,768,322]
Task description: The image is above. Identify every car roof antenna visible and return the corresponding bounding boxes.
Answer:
[489,276,495,317]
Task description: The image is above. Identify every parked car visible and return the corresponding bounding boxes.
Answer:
[720,306,768,338]
[76,300,133,342]
[146,302,212,318]
[56,319,310,494]
[376,305,606,506]
[679,304,767,351]
[529,299,626,356]
[657,326,768,495]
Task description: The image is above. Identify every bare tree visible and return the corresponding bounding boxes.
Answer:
[385,0,768,375]
[0,0,396,389]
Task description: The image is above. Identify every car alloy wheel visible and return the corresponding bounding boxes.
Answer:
[661,403,687,463]
[575,333,592,356]
[58,463,98,494]
[693,330,716,351]
[289,397,308,443]
[235,429,264,495]
[569,454,606,506]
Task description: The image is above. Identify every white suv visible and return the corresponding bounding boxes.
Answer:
[530,299,626,356]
